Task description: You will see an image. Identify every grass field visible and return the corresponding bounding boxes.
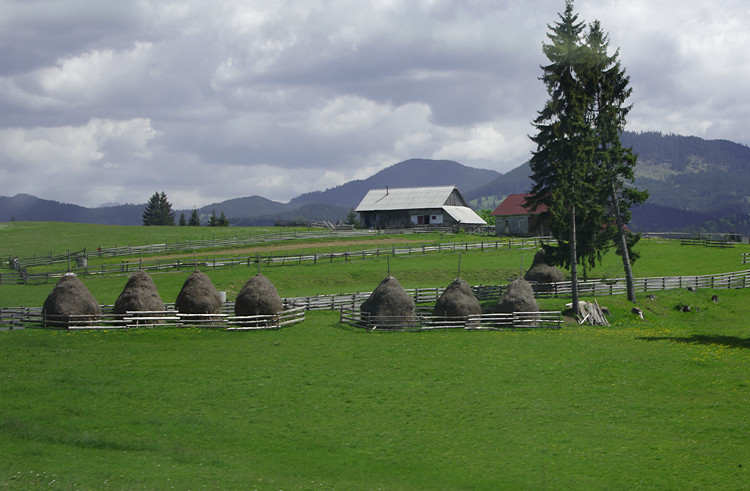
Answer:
[1,223,750,488]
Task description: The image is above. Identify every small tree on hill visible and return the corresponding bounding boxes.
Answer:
[345,208,359,226]
[178,212,187,226]
[142,191,175,226]
[218,211,230,227]
[188,208,201,226]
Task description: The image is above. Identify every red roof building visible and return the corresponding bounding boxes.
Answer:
[491,193,549,237]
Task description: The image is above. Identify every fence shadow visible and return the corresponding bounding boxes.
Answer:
[638,334,750,350]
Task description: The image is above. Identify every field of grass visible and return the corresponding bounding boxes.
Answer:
[2,222,749,307]
[2,222,750,488]
[2,289,749,489]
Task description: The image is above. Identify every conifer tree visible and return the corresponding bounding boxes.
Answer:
[188,208,201,226]
[178,212,187,226]
[218,211,229,227]
[583,21,648,302]
[142,191,175,226]
[528,0,595,314]
[529,1,647,310]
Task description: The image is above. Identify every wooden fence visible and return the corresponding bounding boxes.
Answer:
[3,237,543,285]
[6,226,470,271]
[2,305,305,331]
[5,270,750,330]
[340,308,562,331]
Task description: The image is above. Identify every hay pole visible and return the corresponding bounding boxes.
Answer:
[457,253,462,279]
[387,255,390,277]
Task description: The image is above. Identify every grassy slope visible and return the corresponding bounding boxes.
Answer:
[1,223,750,488]
[2,291,749,489]
[2,222,748,307]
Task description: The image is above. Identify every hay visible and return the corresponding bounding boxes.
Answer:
[175,270,222,315]
[495,278,539,314]
[113,270,165,314]
[360,276,416,327]
[524,250,564,284]
[433,278,482,317]
[42,273,101,328]
[234,273,283,316]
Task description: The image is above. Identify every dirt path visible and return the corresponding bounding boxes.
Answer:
[157,237,425,260]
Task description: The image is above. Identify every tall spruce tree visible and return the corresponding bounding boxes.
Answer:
[142,191,175,226]
[529,2,647,311]
[528,0,596,315]
[583,21,648,302]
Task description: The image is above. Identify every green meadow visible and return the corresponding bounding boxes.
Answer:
[1,222,749,489]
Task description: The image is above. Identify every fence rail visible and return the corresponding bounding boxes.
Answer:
[6,226,475,271]
[340,308,562,331]
[3,237,544,285]
[1,305,305,331]
[4,269,750,330]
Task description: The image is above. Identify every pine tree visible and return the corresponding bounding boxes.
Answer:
[142,191,175,226]
[529,2,647,310]
[208,210,218,227]
[345,208,359,226]
[188,208,201,226]
[218,211,229,227]
[528,0,596,315]
[583,20,648,302]
[178,212,187,226]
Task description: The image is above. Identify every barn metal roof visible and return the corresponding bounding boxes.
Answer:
[355,186,459,211]
[442,206,486,225]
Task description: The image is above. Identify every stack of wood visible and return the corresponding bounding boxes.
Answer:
[574,300,610,326]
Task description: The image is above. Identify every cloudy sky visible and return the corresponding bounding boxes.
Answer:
[1,0,748,209]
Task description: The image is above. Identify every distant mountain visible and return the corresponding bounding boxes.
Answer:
[0,194,143,225]
[462,132,750,234]
[624,131,750,212]
[5,134,750,234]
[233,203,350,227]
[463,162,534,209]
[288,159,501,209]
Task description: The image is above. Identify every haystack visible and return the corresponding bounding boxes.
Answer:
[524,250,564,284]
[360,276,417,328]
[42,273,101,328]
[495,278,539,313]
[175,270,222,315]
[433,278,482,317]
[234,273,283,316]
[113,270,164,314]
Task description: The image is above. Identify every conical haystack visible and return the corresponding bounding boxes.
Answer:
[433,278,482,317]
[234,273,283,316]
[360,276,416,328]
[495,278,539,313]
[175,270,222,315]
[524,250,564,284]
[113,270,164,314]
[42,273,101,328]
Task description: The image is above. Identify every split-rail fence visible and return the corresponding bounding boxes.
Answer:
[4,269,750,330]
[3,237,543,285]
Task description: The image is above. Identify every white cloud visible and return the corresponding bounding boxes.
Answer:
[0,0,749,208]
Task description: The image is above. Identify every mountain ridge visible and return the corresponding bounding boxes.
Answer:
[3,132,750,233]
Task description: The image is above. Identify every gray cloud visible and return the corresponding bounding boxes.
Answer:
[0,0,748,208]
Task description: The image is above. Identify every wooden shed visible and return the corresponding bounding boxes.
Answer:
[355,186,486,230]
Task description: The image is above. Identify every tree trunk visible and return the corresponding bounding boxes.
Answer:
[611,186,636,303]
[570,204,579,315]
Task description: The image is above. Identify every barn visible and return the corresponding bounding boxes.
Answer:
[492,193,549,237]
[355,186,486,230]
